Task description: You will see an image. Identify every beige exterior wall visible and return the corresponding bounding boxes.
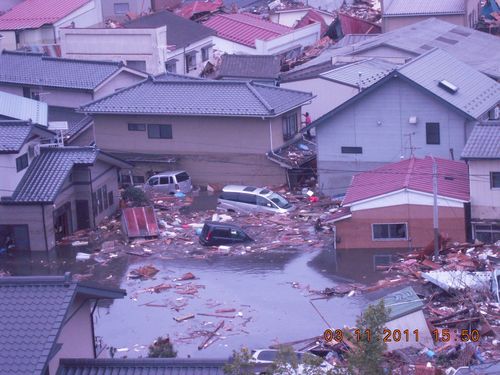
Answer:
[282,77,358,120]
[48,296,94,375]
[382,14,465,32]
[67,124,95,146]
[93,113,288,155]
[94,71,146,99]
[0,139,39,197]
[0,31,17,51]
[468,159,500,220]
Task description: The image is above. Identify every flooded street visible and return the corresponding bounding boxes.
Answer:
[94,250,365,358]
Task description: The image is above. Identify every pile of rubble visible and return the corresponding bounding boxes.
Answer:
[340,0,381,23]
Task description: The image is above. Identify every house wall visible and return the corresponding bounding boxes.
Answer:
[18,26,55,46]
[48,296,94,375]
[54,0,103,38]
[101,0,152,21]
[0,203,54,251]
[0,84,23,96]
[468,159,500,220]
[0,139,38,197]
[91,160,120,224]
[382,14,466,33]
[67,124,95,146]
[0,31,17,50]
[334,204,466,249]
[165,36,214,76]
[94,70,146,99]
[60,26,167,75]
[92,113,288,155]
[282,77,358,119]
[316,77,475,195]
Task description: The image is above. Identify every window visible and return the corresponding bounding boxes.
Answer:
[94,185,108,215]
[148,177,159,186]
[185,53,197,73]
[238,193,257,205]
[97,188,104,214]
[175,172,190,182]
[16,153,28,172]
[114,2,130,14]
[491,172,500,189]
[201,46,210,62]
[128,123,146,131]
[341,146,363,154]
[22,87,30,98]
[372,223,407,240]
[103,185,108,210]
[148,124,172,139]
[165,60,177,73]
[159,176,173,185]
[133,175,145,184]
[473,224,500,244]
[108,191,114,206]
[126,60,146,71]
[282,113,298,141]
[426,122,440,144]
[220,192,239,201]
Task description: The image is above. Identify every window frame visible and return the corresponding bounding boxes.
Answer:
[16,153,29,172]
[114,2,130,15]
[371,223,408,241]
[201,46,210,62]
[165,60,177,73]
[341,146,363,154]
[128,123,146,131]
[147,124,173,139]
[185,53,197,73]
[490,172,500,189]
[282,113,298,141]
[426,122,440,145]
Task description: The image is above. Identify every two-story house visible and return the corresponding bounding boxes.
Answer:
[0,50,147,145]
[304,48,500,195]
[461,121,500,243]
[0,121,131,251]
[0,274,126,375]
[60,10,216,76]
[80,76,313,186]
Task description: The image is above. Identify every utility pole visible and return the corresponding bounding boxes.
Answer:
[432,156,439,260]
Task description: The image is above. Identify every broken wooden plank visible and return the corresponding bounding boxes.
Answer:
[197,313,235,319]
[174,313,195,322]
[198,320,224,350]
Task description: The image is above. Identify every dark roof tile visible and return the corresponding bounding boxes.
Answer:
[218,54,281,80]
[461,121,500,159]
[0,120,32,152]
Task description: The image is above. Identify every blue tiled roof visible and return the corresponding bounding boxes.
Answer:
[11,147,98,203]
[0,120,32,153]
[81,78,312,117]
[461,121,500,159]
[0,51,123,90]
[56,358,228,375]
[0,275,126,375]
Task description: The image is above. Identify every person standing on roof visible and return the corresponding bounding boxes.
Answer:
[302,112,312,138]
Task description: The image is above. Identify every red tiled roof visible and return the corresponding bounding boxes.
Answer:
[176,0,223,19]
[0,0,91,30]
[204,13,292,47]
[295,9,328,35]
[343,157,470,205]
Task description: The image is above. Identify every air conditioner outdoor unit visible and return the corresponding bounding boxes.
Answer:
[409,116,418,124]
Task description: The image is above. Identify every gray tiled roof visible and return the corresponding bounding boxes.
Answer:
[0,120,32,153]
[48,106,93,139]
[124,11,215,49]
[398,49,500,119]
[154,72,204,81]
[0,51,123,90]
[81,78,313,117]
[11,147,98,203]
[0,276,77,375]
[293,18,500,80]
[280,60,336,83]
[461,122,500,159]
[333,34,380,49]
[320,58,396,88]
[0,275,126,375]
[218,54,281,80]
[383,0,465,16]
[56,358,228,375]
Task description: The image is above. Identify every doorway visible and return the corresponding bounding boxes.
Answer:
[76,200,90,230]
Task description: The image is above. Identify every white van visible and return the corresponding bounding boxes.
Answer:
[218,185,294,214]
[144,171,192,194]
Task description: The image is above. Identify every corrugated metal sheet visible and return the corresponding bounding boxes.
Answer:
[320,58,395,88]
[461,122,500,159]
[204,14,292,47]
[122,206,159,238]
[384,0,465,16]
[398,49,500,120]
[343,156,470,205]
[338,13,381,35]
[0,90,48,126]
[0,0,91,30]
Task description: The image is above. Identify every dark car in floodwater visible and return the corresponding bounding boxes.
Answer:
[199,221,253,246]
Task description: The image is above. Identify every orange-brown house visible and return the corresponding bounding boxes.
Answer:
[332,157,470,250]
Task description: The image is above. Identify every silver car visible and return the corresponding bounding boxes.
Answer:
[218,185,294,214]
[144,171,192,194]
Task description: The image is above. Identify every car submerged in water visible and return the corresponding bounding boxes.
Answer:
[218,185,295,214]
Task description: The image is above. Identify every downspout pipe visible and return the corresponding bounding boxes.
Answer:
[89,169,96,228]
[41,204,49,251]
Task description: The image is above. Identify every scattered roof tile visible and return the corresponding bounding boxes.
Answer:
[218,54,281,80]
[383,0,466,17]
[0,275,125,375]
[343,156,470,205]
[461,121,500,160]
[81,78,312,117]
[0,50,123,90]
[204,13,292,47]
[175,0,223,20]
[0,0,91,30]
[124,11,215,49]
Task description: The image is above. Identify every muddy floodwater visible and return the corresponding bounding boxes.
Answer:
[94,250,366,358]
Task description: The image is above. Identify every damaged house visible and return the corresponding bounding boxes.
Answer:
[0,121,131,251]
[80,76,313,186]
